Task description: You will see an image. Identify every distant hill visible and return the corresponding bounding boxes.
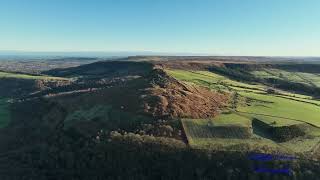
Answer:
[127,55,320,63]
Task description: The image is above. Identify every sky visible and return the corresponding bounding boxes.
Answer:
[0,0,319,56]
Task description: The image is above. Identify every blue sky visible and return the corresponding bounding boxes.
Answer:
[0,0,319,56]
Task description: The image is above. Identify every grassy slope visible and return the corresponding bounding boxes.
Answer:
[181,117,285,153]
[275,94,320,106]
[182,113,251,138]
[182,114,320,153]
[168,68,320,153]
[209,113,251,127]
[182,113,254,148]
[167,69,320,127]
[166,69,264,91]
[252,68,320,88]
[0,71,68,80]
[0,98,10,128]
[238,92,320,127]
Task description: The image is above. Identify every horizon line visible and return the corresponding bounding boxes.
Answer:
[0,50,320,58]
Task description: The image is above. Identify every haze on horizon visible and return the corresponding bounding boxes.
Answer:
[0,0,320,56]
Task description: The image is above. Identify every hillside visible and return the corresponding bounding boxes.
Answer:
[0,58,319,179]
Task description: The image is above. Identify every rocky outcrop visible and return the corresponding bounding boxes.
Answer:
[142,68,229,118]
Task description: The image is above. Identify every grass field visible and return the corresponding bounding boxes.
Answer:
[181,117,287,153]
[182,115,320,153]
[209,113,251,127]
[0,98,10,128]
[251,68,320,88]
[166,69,265,92]
[169,68,320,153]
[0,71,68,80]
[188,138,288,153]
[274,94,320,106]
[167,69,320,127]
[253,115,303,127]
[237,92,320,127]
[182,113,252,144]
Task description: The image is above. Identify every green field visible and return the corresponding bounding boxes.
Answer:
[166,69,265,92]
[181,117,286,153]
[237,92,320,127]
[275,94,320,106]
[188,137,286,153]
[253,115,303,127]
[208,113,251,127]
[182,113,251,130]
[0,98,10,128]
[168,68,320,153]
[182,113,253,145]
[251,68,320,88]
[0,71,68,80]
[167,69,320,127]
[182,114,320,153]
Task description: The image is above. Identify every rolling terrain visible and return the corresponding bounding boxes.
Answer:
[167,68,320,155]
[0,56,319,179]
